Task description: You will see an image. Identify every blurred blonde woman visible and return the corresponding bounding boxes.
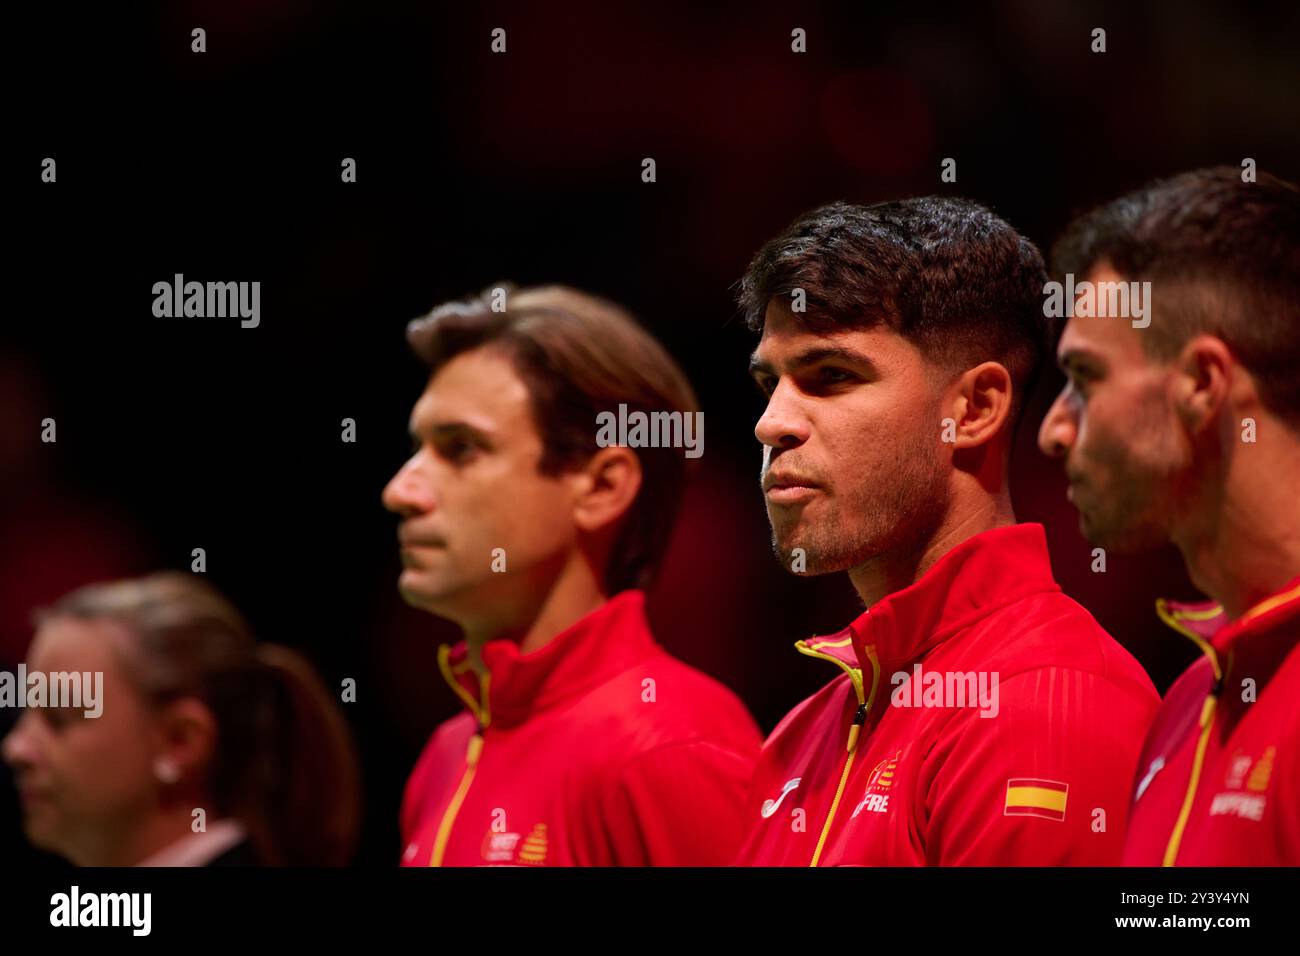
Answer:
[2,572,359,865]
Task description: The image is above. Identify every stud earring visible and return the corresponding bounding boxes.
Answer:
[153,757,181,784]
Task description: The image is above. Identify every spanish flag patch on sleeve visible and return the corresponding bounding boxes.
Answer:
[1003,778,1069,821]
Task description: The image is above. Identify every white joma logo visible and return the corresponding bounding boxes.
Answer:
[1135,756,1165,801]
[761,777,801,818]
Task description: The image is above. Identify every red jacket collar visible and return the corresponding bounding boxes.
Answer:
[437,590,659,729]
[1158,573,1300,662]
[803,524,1061,677]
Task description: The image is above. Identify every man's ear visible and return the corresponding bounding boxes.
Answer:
[947,361,1014,450]
[571,446,643,534]
[1171,334,1233,434]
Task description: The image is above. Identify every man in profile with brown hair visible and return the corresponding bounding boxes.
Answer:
[383,283,761,866]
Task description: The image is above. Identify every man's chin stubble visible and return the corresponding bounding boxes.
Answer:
[1080,511,1167,554]
[770,530,870,577]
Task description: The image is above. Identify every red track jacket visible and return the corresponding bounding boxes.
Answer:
[400,590,761,866]
[1122,575,1300,865]
[735,523,1160,866]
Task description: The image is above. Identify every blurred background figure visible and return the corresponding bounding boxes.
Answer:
[2,573,360,866]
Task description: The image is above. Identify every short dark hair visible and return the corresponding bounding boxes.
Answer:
[1053,166,1300,423]
[406,283,700,594]
[738,197,1050,428]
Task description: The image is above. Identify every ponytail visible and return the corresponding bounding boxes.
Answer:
[235,645,360,866]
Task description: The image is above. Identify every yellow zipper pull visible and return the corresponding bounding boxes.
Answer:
[846,702,867,753]
[1198,695,1216,729]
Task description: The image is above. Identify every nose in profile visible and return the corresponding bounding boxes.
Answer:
[755,380,811,451]
[1,714,38,773]
[382,456,434,517]
[1037,390,1077,460]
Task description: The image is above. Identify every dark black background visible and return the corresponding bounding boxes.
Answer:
[3,1,1297,868]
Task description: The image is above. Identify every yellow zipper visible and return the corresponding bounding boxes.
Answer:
[795,638,880,867]
[430,731,483,866]
[430,644,491,867]
[810,704,866,866]
[1154,599,1224,867]
[1162,696,1216,866]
